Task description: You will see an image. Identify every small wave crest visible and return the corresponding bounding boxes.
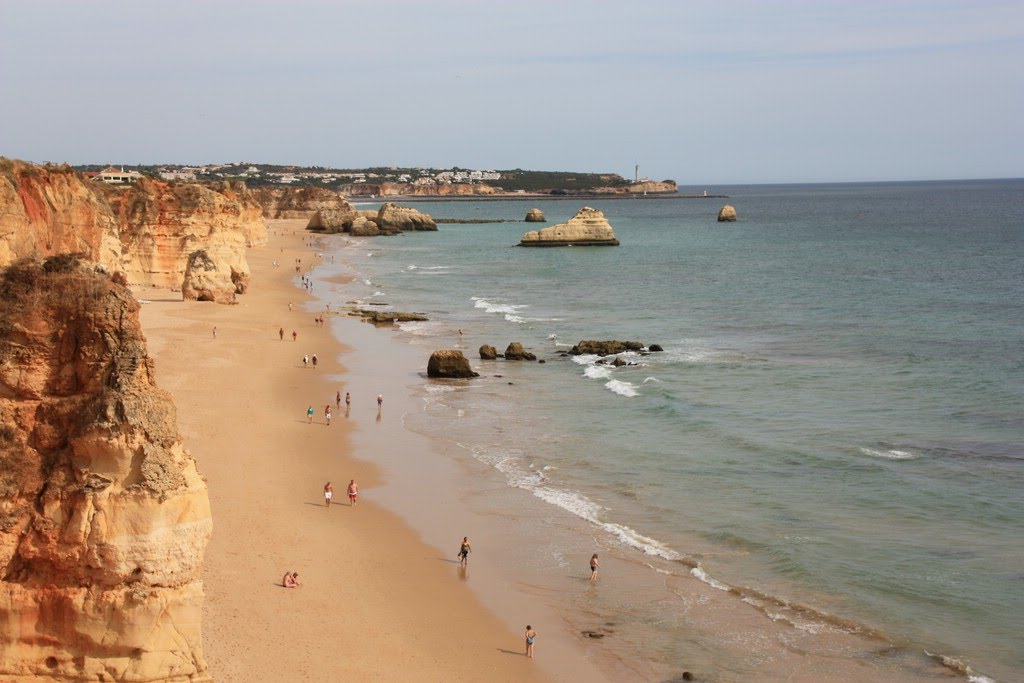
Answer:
[472,296,528,324]
[605,379,639,397]
[859,447,919,460]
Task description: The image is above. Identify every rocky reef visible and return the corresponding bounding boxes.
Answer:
[427,350,478,378]
[0,258,213,681]
[0,159,266,299]
[519,207,619,247]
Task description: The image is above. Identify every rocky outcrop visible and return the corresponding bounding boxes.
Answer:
[349,216,380,236]
[571,340,645,356]
[307,206,359,233]
[110,177,266,289]
[717,205,737,222]
[525,208,545,222]
[250,186,353,219]
[427,350,479,378]
[349,309,428,325]
[0,159,265,299]
[377,203,437,232]
[479,345,498,360]
[0,259,212,681]
[182,249,246,303]
[504,342,537,361]
[519,207,619,247]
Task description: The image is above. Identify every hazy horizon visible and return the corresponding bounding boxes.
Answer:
[2,1,1021,185]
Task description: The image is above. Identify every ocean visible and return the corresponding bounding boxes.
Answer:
[308,180,1023,682]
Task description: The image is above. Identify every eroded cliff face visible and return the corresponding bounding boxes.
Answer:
[249,186,354,219]
[0,159,266,296]
[0,259,213,682]
[109,178,265,289]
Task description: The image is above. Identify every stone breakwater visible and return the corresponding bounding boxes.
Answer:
[0,259,213,681]
[0,158,266,297]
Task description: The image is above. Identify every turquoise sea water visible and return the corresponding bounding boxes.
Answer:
[316,180,1023,681]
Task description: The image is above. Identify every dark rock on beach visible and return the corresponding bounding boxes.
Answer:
[648,344,664,352]
[479,344,498,360]
[427,350,479,378]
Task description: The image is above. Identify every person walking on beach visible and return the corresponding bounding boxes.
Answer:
[345,392,351,408]
[279,327,285,341]
[312,354,318,369]
[303,354,309,367]
[347,479,358,506]
[212,326,217,339]
[590,553,600,581]
[336,390,342,407]
[324,482,334,506]
[377,394,383,409]
[292,330,297,342]
[307,405,315,424]
[524,626,536,658]
[325,405,332,426]
[458,537,472,566]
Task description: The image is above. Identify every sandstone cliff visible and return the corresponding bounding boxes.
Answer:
[0,159,266,296]
[0,258,213,681]
[250,186,355,219]
[519,207,619,247]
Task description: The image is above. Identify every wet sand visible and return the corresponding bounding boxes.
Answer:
[137,223,567,681]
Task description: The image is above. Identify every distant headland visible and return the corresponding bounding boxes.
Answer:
[71,162,725,200]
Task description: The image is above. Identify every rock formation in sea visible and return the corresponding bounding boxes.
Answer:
[503,342,537,361]
[0,158,265,299]
[0,258,213,682]
[376,203,437,233]
[717,205,737,222]
[427,350,479,378]
[570,340,645,356]
[479,345,498,360]
[519,207,620,247]
[525,208,545,222]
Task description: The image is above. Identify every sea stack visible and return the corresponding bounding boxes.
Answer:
[519,207,619,247]
[525,208,546,222]
[717,205,737,222]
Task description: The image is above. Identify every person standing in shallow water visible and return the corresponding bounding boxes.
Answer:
[524,625,536,658]
[590,553,600,581]
[377,394,383,409]
[458,537,472,566]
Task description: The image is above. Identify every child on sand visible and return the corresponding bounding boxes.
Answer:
[282,572,301,588]
[590,553,600,581]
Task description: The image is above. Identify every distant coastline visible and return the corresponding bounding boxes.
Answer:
[350,193,729,202]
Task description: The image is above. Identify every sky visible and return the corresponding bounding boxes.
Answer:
[1,0,1022,185]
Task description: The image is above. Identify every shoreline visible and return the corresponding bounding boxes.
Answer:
[347,193,728,202]
[137,222,566,681]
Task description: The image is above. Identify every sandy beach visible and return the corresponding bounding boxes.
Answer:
[137,222,564,681]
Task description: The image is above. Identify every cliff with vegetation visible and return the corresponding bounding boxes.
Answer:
[0,258,212,681]
[0,158,266,295]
